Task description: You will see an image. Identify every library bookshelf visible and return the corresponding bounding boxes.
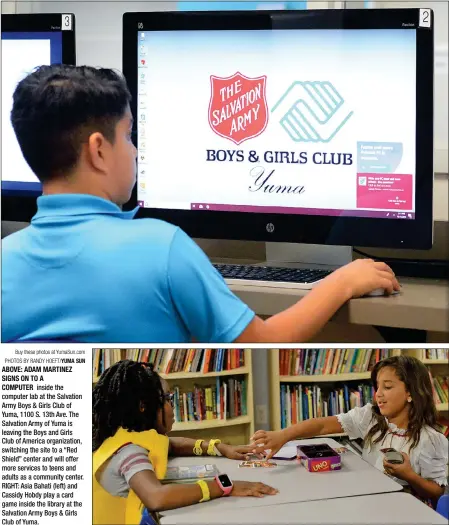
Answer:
[92,349,254,445]
[402,349,449,413]
[269,349,449,433]
[269,349,403,432]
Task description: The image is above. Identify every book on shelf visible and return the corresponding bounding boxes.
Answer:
[428,366,449,439]
[425,349,449,361]
[279,383,374,429]
[429,371,449,405]
[161,464,219,484]
[173,377,247,423]
[279,349,397,376]
[93,349,122,378]
[92,348,245,378]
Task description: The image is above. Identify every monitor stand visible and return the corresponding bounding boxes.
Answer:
[265,243,352,270]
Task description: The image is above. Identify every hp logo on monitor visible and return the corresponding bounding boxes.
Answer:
[266,223,275,233]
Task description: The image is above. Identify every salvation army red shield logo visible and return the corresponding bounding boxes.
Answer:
[208,72,268,145]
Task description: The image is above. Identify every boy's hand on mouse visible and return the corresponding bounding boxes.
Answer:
[383,452,414,481]
[231,480,278,498]
[330,258,400,299]
[250,430,288,459]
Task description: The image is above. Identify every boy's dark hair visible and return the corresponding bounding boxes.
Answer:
[11,64,132,183]
[92,360,165,452]
[366,355,440,451]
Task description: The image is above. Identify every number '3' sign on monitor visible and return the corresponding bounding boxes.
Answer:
[61,14,72,30]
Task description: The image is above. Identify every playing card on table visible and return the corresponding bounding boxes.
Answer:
[246,453,266,461]
[238,460,277,468]
[255,461,277,468]
[238,461,254,468]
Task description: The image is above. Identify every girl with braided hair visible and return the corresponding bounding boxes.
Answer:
[93,360,277,525]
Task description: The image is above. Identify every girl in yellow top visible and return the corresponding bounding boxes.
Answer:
[252,355,447,506]
[93,360,277,525]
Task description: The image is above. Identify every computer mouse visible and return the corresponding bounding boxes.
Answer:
[365,289,400,297]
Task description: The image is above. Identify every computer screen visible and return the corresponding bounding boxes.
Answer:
[123,9,434,249]
[176,2,307,10]
[1,14,76,222]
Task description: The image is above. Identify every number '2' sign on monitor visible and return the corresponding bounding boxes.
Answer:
[419,9,431,28]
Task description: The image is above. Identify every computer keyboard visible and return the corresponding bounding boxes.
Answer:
[213,263,333,290]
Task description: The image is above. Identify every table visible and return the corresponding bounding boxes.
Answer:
[160,438,402,520]
[160,492,447,524]
[230,277,449,333]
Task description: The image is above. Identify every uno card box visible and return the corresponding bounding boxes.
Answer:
[297,444,342,473]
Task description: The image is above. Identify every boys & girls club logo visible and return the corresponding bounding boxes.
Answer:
[208,73,353,144]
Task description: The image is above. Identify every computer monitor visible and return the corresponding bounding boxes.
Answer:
[1,13,76,223]
[176,2,307,10]
[122,9,434,251]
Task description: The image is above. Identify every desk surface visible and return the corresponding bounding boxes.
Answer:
[230,277,449,332]
[160,492,447,525]
[161,438,402,521]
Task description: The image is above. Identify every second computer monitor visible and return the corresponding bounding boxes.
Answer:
[1,13,76,222]
[123,9,434,249]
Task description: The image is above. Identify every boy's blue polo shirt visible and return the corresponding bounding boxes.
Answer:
[1,194,255,343]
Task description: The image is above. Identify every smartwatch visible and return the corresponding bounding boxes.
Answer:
[215,473,233,496]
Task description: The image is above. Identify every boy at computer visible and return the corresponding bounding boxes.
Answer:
[2,65,400,343]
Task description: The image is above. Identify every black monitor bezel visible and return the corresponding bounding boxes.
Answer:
[123,9,434,249]
[1,13,76,223]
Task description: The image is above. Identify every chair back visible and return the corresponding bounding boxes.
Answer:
[436,494,449,520]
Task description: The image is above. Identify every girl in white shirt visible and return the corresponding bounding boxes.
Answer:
[252,355,448,504]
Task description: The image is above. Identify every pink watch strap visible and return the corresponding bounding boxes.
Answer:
[215,474,233,496]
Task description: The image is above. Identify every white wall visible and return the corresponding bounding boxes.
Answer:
[16,1,177,70]
[1,2,17,13]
